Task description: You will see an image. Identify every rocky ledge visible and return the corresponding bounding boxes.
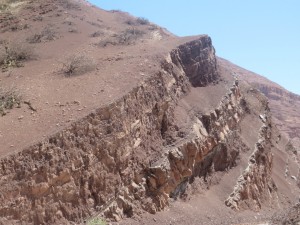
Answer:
[0,36,277,224]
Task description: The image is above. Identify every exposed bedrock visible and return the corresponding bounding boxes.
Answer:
[0,36,275,224]
[146,81,244,210]
[170,36,218,87]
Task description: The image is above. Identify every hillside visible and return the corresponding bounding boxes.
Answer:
[218,57,300,150]
[0,1,299,225]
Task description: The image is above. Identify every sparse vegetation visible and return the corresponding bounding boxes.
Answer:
[109,9,121,13]
[125,19,135,26]
[0,0,16,12]
[285,140,297,155]
[27,26,57,43]
[99,28,145,47]
[0,0,31,32]
[0,40,34,70]
[116,28,145,45]
[87,218,107,225]
[136,17,150,25]
[32,15,43,21]
[63,18,74,26]
[125,17,150,26]
[0,87,21,116]
[60,0,81,10]
[0,2,9,11]
[90,31,104,37]
[62,54,96,76]
[87,21,102,28]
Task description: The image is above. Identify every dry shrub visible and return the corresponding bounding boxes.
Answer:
[109,9,121,13]
[125,17,150,26]
[125,19,135,25]
[136,17,150,25]
[0,3,9,11]
[116,28,145,45]
[60,0,81,10]
[87,218,107,225]
[90,30,104,37]
[27,26,56,43]
[62,54,96,76]
[0,0,14,12]
[0,87,21,116]
[0,40,34,70]
[99,28,145,47]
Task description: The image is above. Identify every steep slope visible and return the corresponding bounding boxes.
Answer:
[218,57,300,150]
[0,1,299,225]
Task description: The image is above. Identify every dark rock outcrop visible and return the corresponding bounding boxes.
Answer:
[171,36,218,87]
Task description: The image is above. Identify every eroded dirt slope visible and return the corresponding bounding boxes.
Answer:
[218,57,300,150]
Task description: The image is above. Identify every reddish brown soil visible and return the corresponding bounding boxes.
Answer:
[0,0,198,156]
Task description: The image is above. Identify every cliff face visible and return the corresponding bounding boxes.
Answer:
[170,37,218,87]
[147,81,243,210]
[0,36,276,224]
[0,36,213,224]
[0,35,285,224]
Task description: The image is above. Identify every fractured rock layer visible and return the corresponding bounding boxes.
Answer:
[0,36,277,224]
[225,110,277,210]
[147,81,244,210]
[0,36,216,224]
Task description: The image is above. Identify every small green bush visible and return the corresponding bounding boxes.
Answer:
[87,218,107,225]
[0,87,21,116]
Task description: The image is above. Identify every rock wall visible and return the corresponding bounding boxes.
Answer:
[170,36,218,87]
[146,81,244,210]
[0,36,276,224]
[0,36,217,224]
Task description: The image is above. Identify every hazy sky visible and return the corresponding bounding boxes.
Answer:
[89,0,300,95]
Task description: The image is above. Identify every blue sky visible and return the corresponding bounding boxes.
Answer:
[89,1,300,95]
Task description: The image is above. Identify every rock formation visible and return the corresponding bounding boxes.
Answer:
[0,1,299,224]
[225,112,277,210]
[0,34,281,224]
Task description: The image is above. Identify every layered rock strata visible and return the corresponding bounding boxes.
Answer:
[0,36,214,224]
[170,38,218,87]
[0,36,275,224]
[146,81,244,210]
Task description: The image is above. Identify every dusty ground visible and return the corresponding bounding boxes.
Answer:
[0,0,198,156]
